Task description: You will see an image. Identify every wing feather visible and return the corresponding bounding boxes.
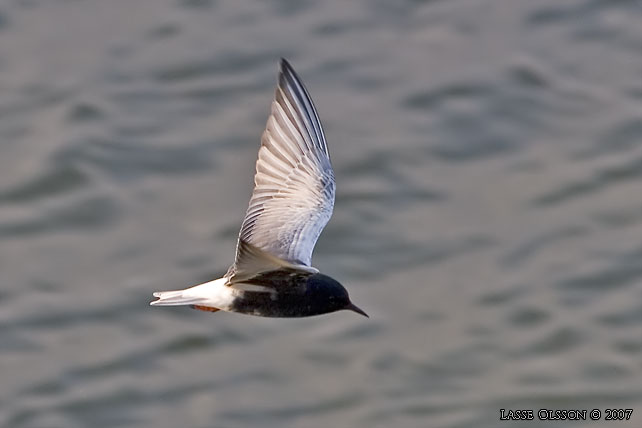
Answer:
[227,59,335,281]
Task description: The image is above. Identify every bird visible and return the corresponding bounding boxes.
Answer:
[150,59,368,318]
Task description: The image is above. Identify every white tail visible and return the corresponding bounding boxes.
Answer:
[150,277,233,309]
[150,290,206,306]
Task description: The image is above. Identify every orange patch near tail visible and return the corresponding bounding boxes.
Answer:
[191,305,220,313]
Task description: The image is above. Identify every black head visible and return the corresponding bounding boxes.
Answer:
[306,273,368,317]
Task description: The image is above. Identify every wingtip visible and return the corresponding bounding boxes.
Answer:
[279,57,292,71]
[278,58,293,88]
[279,58,301,83]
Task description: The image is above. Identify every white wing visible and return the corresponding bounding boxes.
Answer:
[228,59,335,280]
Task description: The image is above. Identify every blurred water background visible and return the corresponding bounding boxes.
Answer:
[1,0,641,427]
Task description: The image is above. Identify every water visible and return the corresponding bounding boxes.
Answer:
[1,0,641,427]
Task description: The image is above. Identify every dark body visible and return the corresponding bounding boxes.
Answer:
[230,269,353,318]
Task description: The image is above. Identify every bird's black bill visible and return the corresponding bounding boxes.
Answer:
[346,302,369,318]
